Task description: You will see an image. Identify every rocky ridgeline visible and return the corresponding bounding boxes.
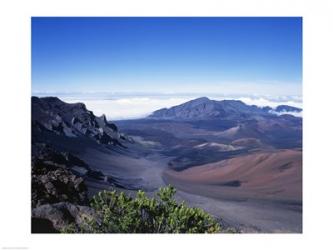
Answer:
[148,97,302,120]
[32,96,123,146]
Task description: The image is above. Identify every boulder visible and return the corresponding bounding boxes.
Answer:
[32,202,96,232]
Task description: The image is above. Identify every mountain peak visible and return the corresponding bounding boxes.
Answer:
[148,97,269,120]
[191,97,210,102]
[183,97,212,107]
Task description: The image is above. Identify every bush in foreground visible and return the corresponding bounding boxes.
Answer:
[62,185,221,233]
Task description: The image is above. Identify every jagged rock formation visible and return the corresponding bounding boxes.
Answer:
[32,96,122,145]
[31,97,137,233]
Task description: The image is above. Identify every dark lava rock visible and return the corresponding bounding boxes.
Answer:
[32,144,89,208]
[32,166,88,208]
[31,218,59,233]
[31,202,96,232]
[32,143,90,170]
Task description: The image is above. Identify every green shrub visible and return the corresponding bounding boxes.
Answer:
[65,185,221,233]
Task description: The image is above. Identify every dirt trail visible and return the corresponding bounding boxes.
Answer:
[173,189,302,233]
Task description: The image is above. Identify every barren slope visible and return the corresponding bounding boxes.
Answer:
[164,149,302,202]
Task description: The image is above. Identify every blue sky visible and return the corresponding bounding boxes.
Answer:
[32,17,302,95]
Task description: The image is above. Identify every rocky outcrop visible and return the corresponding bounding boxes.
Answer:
[32,143,89,208]
[32,96,123,145]
[32,143,89,169]
[31,144,95,233]
[31,202,96,232]
[32,166,88,208]
[31,97,136,233]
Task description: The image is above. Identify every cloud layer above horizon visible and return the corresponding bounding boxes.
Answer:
[40,94,302,120]
[32,18,302,119]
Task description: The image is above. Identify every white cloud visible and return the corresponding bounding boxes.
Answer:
[61,94,302,120]
[63,97,193,120]
[232,97,303,109]
[269,110,303,117]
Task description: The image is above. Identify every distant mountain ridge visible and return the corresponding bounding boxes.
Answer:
[274,105,302,113]
[148,97,302,120]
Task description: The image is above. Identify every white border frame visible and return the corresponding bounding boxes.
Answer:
[1,0,333,249]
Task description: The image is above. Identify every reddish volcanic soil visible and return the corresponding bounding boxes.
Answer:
[164,149,302,202]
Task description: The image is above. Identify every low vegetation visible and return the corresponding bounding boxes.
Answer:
[61,185,221,233]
